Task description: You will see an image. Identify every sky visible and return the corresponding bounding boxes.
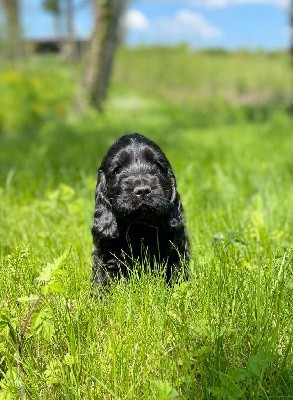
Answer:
[21,0,291,50]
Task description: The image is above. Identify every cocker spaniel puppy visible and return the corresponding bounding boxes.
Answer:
[91,133,189,287]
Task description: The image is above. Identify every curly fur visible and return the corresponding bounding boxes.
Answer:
[91,133,189,287]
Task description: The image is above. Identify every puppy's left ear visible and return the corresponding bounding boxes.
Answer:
[91,170,119,239]
[164,177,184,231]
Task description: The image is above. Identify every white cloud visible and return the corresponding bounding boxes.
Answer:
[124,9,222,42]
[169,9,222,38]
[123,9,150,32]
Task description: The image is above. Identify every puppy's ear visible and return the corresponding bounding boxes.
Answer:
[91,170,118,239]
[163,175,184,231]
[170,176,177,204]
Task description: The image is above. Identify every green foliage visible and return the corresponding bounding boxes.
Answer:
[0,49,291,135]
[0,63,73,134]
[43,0,60,14]
[0,50,292,398]
[151,380,179,399]
[0,249,70,396]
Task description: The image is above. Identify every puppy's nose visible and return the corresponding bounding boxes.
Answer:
[133,185,152,196]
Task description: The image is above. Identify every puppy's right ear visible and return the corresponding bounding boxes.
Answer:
[91,170,118,239]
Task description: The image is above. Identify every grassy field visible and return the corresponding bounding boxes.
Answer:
[0,48,293,399]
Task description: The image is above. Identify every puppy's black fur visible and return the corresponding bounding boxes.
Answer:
[91,133,189,286]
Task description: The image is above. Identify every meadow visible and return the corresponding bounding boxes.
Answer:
[0,47,292,399]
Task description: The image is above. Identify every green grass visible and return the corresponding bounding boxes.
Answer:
[113,47,291,108]
[0,48,293,398]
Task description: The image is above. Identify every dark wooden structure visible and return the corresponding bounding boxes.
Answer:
[25,37,88,55]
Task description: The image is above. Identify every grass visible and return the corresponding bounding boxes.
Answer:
[0,48,293,399]
[113,47,291,108]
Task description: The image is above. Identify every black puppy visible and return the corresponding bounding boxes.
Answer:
[91,133,189,287]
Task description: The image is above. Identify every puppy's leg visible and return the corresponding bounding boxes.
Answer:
[92,251,121,288]
[165,229,189,284]
[166,261,188,284]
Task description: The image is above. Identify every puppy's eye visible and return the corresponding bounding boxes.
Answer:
[112,165,122,175]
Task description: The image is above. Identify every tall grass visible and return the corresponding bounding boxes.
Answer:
[0,49,292,398]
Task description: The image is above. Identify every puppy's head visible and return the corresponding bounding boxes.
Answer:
[101,133,176,221]
[92,134,184,239]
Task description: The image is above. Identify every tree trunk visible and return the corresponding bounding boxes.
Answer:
[72,0,126,113]
[42,0,61,36]
[62,0,79,61]
[2,0,23,60]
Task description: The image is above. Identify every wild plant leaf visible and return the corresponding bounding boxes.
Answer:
[0,306,17,338]
[17,294,39,303]
[37,247,70,283]
[247,351,275,378]
[44,360,61,385]
[0,389,14,400]
[192,345,212,356]
[47,280,65,294]
[0,310,11,333]
[64,353,75,366]
[41,317,55,342]
[151,380,179,400]
[209,386,234,399]
[31,308,52,330]
[31,307,55,341]
[227,367,249,383]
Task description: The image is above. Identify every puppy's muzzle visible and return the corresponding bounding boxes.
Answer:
[133,185,152,197]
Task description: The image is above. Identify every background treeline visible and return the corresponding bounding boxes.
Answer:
[0,46,291,136]
[0,0,292,113]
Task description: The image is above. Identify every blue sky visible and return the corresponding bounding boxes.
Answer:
[21,0,291,50]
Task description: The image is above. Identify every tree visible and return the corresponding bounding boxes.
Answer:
[42,0,62,37]
[72,0,127,113]
[43,0,77,60]
[2,0,23,60]
[64,0,77,60]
